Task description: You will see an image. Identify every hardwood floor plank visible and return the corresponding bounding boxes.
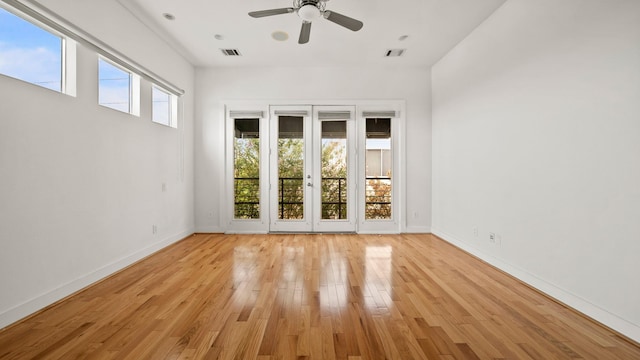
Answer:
[320,316,337,360]
[1,233,639,359]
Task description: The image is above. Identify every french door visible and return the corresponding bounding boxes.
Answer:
[226,101,402,234]
[269,105,356,232]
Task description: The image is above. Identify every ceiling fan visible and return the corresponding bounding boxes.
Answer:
[249,0,364,44]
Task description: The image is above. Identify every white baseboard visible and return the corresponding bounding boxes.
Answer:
[403,226,431,234]
[357,230,400,234]
[0,229,193,330]
[224,230,269,234]
[195,226,224,233]
[431,228,640,343]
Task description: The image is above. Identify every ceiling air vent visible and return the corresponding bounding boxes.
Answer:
[220,49,241,56]
[385,49,405,57]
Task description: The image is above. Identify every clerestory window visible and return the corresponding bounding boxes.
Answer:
[0,6,66,93]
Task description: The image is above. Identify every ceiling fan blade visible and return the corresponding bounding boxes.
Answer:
[323,11,363,31]
[299,21,312,44]
[249,8,294,18]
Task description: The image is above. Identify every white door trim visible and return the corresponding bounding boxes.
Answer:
[223,100,406,234]
[224,103,270,233]
[269,105,314,232]
[312,105,357,232]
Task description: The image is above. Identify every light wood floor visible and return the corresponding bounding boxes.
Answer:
[1,234,638,359]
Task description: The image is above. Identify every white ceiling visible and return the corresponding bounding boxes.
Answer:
[117,0,507,68]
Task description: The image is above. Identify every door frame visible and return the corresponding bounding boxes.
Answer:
[356,105,404,234]
[268,105,314,232]
[224,103,270,233]
[223,100,405,234]
[311,105,357,232]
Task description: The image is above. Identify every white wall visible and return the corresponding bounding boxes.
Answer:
[0,0,195,328]
[432,0,640,341]
[195,66,431,233]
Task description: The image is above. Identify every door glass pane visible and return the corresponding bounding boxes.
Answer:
[278,116,304,219]
[321,121,347,219]
[365,118,392,219]
[234,118,260,219]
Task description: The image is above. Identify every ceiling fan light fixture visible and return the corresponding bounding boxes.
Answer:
[298,4,321,22]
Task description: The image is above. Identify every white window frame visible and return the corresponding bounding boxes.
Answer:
[222,100,405,234]
[312,105,357,233]
[152,84,178,128]
[224,103,270,233]
[357,103,405,234]
[0,3,76,96]
[98,56,140,116]
[2,0,183,97]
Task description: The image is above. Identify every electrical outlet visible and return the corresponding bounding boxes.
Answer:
[152,225,157,234]
[489,232,496,244]
[473,227,478,237]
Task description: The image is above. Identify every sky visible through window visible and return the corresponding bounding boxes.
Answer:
[98,58,131,113]
[152,86,170,126]
[0,7,62,91]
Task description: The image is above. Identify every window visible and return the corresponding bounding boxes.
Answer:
[152,85,177,127]
[365,118,392,220]
[321,120,348,220]
[277,116,305,220]
[234,118,260,219]
[0,7,63,92]
[98,57,139,115]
